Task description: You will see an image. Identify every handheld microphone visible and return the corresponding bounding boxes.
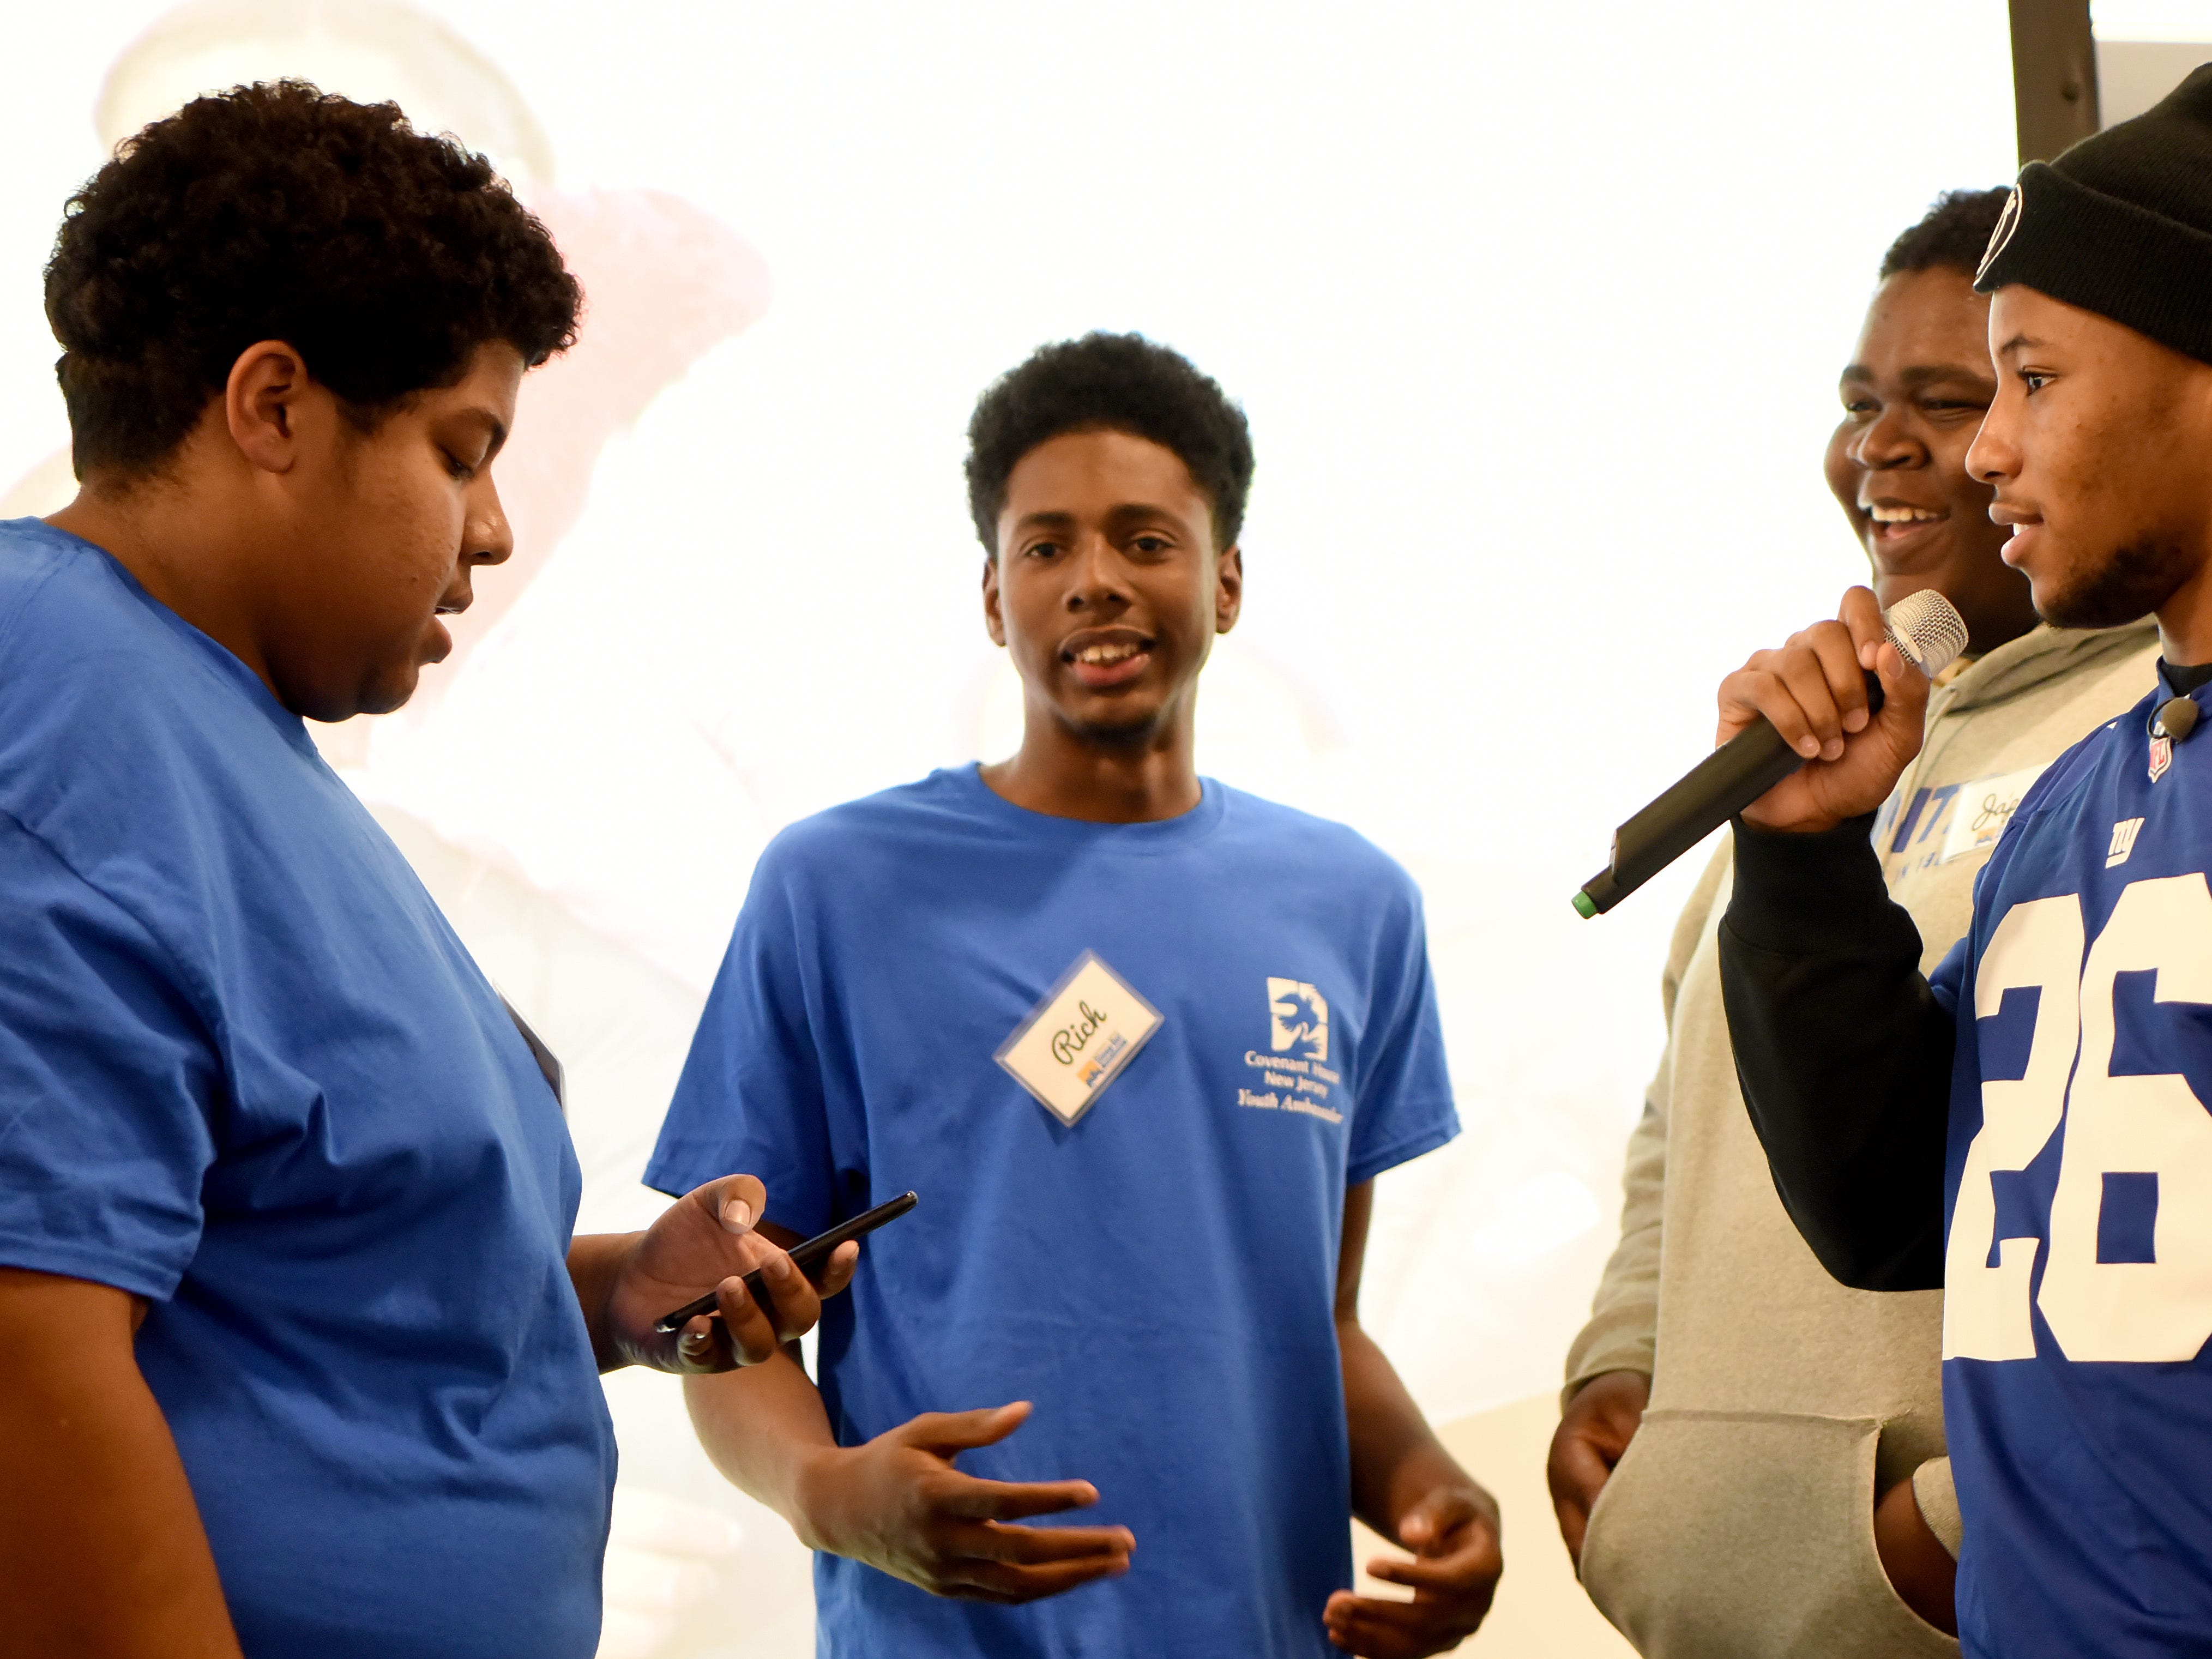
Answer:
[1572,589,1968,919]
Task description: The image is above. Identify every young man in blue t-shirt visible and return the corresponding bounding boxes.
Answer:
[0,85,844,1659]
[650,333,1500,1657]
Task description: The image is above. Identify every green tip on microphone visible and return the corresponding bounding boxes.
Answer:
[1571,890,1599,920]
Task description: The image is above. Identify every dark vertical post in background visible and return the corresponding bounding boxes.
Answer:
[2010,0,2101,162]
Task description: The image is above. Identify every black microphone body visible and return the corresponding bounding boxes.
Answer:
[1574,589,1968,919]
[1574,671,1883,919]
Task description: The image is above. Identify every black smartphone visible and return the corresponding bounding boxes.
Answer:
[653,1190,918,1335]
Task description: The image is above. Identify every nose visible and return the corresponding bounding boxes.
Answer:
[1965,395,2017,486]
[466,474,514,569]
[1062,533,1128,613]
[1849,402,1926,474]
[438,476,513,616]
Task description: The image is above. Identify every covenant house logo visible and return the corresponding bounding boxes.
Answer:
[1267,978,1328,1062]
[1241,979,1342,1124]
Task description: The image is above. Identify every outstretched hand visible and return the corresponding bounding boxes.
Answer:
[592,1174,858,1373]
[1719,585,1931,836]
[1323,1485,1502,1657]
[795,1401,1134,1603]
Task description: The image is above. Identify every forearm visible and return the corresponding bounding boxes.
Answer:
[1719,816,1952,1290]
[683,1350,840,1536]
[568,1231,643,1373]
[1341,1317,1481,1537]
[0,1270,243,1659]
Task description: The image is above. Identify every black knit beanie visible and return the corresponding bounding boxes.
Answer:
[1977,62,2212,364]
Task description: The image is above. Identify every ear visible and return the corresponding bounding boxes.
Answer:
[222,340,315,475]
[1214,544,1244,636]
[982,554,1007,647]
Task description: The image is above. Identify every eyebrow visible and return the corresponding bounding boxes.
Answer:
[1994,334,2045,358]
[1012,503,1183,531]
[1839,363,1996,387]
[1103,502,1181,525]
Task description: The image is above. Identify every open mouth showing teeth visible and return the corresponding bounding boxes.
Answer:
[1868,505,1944,526]
[1072,642,1143,665]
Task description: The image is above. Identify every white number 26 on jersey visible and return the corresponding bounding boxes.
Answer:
[1944,875,2212,1364]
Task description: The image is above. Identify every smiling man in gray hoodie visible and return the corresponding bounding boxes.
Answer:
[1545,190,2159,1656]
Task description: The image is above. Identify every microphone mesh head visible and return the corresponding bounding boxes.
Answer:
[1883,588,1969,679]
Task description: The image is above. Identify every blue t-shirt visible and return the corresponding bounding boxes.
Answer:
[0,521,615,1657]
[647,765,1458,1658]
[1931,679,2212,1656]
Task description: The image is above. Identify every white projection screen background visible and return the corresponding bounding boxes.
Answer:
[0,3,2021,1652]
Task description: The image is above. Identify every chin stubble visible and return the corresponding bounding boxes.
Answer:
[2038,538,2197,630]
[1062,708,1164,749]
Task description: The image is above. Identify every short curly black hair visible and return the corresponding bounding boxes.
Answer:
[46,80,580,478]
[964,333,1254,555]
[1878,188,2014,280]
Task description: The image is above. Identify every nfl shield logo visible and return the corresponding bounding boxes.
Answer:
[2151,733,2174,782]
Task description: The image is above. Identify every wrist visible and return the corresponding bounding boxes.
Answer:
[1568,1368,1650,1409]
[568,1232,643,1370]
[787,1442,852,1552]
[1568,1366,1648,1395]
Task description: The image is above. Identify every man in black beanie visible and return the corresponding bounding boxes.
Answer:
[1669,65,2212,1658]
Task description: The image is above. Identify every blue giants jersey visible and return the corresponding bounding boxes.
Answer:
[1934,678,2212,1656]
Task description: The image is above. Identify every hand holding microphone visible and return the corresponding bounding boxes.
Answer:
[1575,587,1967,916]
[1721,585,1950,835]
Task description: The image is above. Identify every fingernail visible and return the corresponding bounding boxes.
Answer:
[1798,737,1820,757]
[768,1253,797,1282]
[1845,709,1867,732]
[721,1198,754,1232]
[1823,738,1845,761]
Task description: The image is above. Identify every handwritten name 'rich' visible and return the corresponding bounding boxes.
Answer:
[1051,1000,1108,1065]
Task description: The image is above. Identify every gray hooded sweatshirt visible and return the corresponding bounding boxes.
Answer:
[1564,619,2160,1659]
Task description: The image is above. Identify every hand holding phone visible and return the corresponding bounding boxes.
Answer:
[654,1190,918,1335]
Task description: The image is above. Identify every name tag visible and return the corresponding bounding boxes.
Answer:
[1939,763,2048,865]
[996,951,1163,1126]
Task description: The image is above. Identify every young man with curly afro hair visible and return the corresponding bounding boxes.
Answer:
[0,80,847,1659]
[647,331,1503,1659]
